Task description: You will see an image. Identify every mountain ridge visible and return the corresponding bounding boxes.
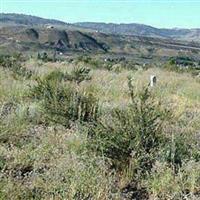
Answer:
[1,13,200,41]
[75,22,200,41]
[0,13,69,26]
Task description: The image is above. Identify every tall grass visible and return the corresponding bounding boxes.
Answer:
[0,57,199,199]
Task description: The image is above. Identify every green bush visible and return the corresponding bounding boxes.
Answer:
[77,56,102,68]
[163,62,180,72]
[162,131,200,169]
[164,56,200,75]
[0,54,33,79]
[89,78,170,172]
[45,70,66,82]
[66,66,91,84]
[0,156,5,171]
[37,52,52,62]
[146,161,200,199]
[37,52,65,62]
[41,67,91,84]
[30,74,99,127]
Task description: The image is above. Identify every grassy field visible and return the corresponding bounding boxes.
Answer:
[0,55,200,199]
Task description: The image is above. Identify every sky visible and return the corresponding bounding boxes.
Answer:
[1,0,200,28]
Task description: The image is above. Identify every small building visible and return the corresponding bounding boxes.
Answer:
[46,25,54,29]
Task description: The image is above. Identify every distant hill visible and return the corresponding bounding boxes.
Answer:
[1,13,200,41]
[1,25,200,59]
[0,13,69,26]
[1,13,200,60]
[75,22,200,41]
[0,26,107,53]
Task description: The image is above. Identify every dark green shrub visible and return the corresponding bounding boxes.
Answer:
[163,62,180,72]
[89,78,170,171]
[0,156,5,170]
[164,56,199,74]
[41,52,48,62]
[11,65,33,79]
[77,56,101,67]
[0,54,33,79]
[37,52,41,60]
[37,52,58,62]
[42,86,99,126]
[169,56,194,66]
[30,75,98,127]
[45,70,66,82]
[32,66,91,89]
[169,58,176,65]
[162,132,200,170]
[77,55,92,63]
[66,66,91,84]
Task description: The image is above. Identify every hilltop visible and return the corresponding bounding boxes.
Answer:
[0,13,69,26]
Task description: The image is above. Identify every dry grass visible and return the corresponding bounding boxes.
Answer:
[0,59,199,199]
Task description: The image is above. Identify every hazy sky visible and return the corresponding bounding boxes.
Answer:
[1,0,200,28]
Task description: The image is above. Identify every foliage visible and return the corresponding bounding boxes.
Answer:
[0,53,33,79]
[0,55,200,200]
[164,56,200,75]
[44,70,66,82]
[89,78,170,173]
[37,52,48,62]
[146,161,200,199]
[37,52,58,62]
[162,131,200,170]
[66,66,91,84]
[30,74,98,126]
[169,56,195,66]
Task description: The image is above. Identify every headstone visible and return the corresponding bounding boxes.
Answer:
[150,75,157,87]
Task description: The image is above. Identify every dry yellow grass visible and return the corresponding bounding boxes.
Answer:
[1,60,200,199]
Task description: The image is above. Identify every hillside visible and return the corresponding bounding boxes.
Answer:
[76,22,200,41]
[1,13,200,63]
[0,26,107,53]
[1,25,200,63]
[1,13,200,42]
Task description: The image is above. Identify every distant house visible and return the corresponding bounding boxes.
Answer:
[46,25,54,29]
